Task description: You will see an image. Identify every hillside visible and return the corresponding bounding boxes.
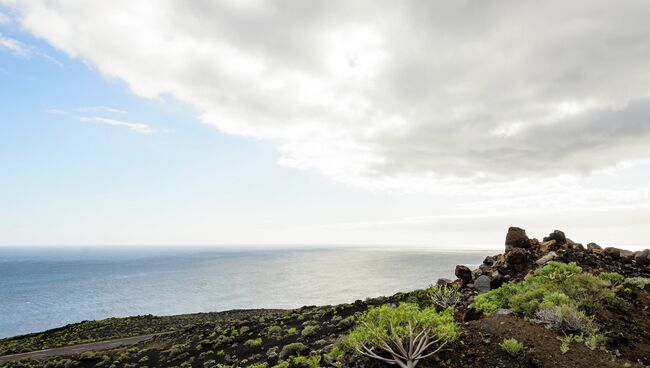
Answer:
[1,228,649,368]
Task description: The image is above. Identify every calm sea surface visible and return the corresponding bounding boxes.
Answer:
[0,247,493,338]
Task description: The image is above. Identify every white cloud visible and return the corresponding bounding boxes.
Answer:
[0,11,9,24]
[78,117,158,134]
[0,33,29,57]
[76,106,128,115]
[6,1,650,191]
[47,108,160,134]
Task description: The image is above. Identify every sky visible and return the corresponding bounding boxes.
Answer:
[1,1,649,248]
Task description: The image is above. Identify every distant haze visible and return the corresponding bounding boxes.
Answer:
[0,1,649,247]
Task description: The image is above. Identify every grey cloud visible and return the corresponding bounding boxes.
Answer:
[6,0,650,186]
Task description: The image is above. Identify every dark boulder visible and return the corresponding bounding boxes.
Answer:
[436,278,453,286]
[506,248,528,265]
[455,265,473,285]
[620,249,635,264]
[634,249,650,267]
[474,275,492,293]
[505,227,530,252]
[483,256,495,266]
[544,230,566,244]
[605,247,621,259]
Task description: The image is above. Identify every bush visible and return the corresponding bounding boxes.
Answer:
[301,325,319,337]
[499,338,524,357]
[245,338,263,348]
[344,303,458,368]
[533,304,598,335]
[279,343,308,359]
[599,272,624,286]
[430,283,461,311]
[625,277,650,289]
[471,262,625,317]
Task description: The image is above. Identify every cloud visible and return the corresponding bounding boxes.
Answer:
[0,33,29,57]
[0,11,9,24]
[76,106,128,114]
[6,1,650,189]
[78,117,158,134]
[47,108,160,134]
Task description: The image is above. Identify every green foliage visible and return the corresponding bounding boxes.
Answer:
[244,338,263,348]
[430,283,461,310]
[625,277,650,289]
[499,338,524,357]
[279,342,308,359]
[250,363,268,368]
[599,272,624,286]
[344,303,459,350]
[300,325,319,337]
[403,288,434,308]
[471,262,625,317]
[286,327,297,335]
[267,325,283,337]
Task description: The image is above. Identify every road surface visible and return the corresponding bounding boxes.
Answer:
[0,334,160,363]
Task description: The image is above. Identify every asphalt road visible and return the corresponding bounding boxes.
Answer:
[0,334,159,363]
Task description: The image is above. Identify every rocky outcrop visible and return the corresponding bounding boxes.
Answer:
[505,227,530,252]
[454,227,650,291]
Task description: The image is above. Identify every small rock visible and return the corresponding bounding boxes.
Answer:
[634,249,650,267]
[483,256,495,266]
[474,275,492,293]
[544,230,566,244]
[492,309,512,316]
[266,352,279,366]
[539,240,556,254]
[587,242,604,255]
[506,248,528,265]
[620,249,634,264]
[536,251,557,266]
[436,278,453,286]
[505,226,530,252]
[604,247,621,259]
[455,265,473,285]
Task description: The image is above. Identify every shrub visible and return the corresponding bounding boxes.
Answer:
[625,277,650,289]
[599,272,624,286]
[471,262,625,317]
[430,283,461,311]
[344,303,458,368]
[250,364,268,368]
[245,338,263,348]
[404,288,434,308]
[286,327,297,335]
[267,326,283,337]
[499,338,524,357]
[279,342,308,359]
[533,304,598,335]
[301,325,319,337]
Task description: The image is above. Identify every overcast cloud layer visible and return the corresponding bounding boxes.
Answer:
[4,0,650,190]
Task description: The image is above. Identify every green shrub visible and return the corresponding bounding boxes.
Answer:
[430,283,461,310]
[279,342,308,359]
[245,338,263,348]
[499,338,524,357]
[471,262,625,317]
[344,303,458,367]
[286,327,297,335]
[301,325,319,337]
[534,304,598,335]
[625,277,650,289]
[599,272,624,286]
[267,325,283,337]
[250,363,268,368]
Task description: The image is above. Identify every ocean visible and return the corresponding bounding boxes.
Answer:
[0,247,493,339]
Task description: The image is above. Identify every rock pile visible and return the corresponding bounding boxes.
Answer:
[454,227,650,293]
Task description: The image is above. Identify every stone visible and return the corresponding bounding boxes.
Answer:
[574,243,585,251]
[483,256,496,266]
[474,275,492,293]
[492,309,512,316]
[505,227,530,252]
[539,240,556,254]
[436,278,453,286]
[587,242,604,255]
[266,352,279,366]
[506,248,528,265]
[620,249,635,264]
[536,251,557,266]
[634,249,650,267]
[544,230,566,244]
[490,272,505,289]
[604,247,621,259]
[455,265,473,285]
[479,263,493,275]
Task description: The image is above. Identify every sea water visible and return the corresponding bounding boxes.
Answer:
[0,247,493,338]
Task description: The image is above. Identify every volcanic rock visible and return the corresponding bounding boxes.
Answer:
[505,227,530,252]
